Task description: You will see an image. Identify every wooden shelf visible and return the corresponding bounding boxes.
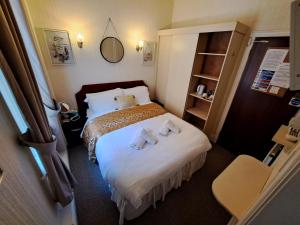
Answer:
[192,74,219,81]
[197,52,226,56]
[182,27,249,141]
[186,107,208,120]
[189,92,213,103]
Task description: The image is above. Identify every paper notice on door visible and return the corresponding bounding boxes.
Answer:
[259,49,288,71]
[270,63,290,88]
[269,86,280,94]
[252,49,289,92]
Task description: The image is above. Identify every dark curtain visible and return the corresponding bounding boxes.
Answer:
[0,0,76,206]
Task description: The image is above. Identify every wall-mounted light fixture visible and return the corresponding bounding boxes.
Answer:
[136,40,144,52]
[77,33,84,48]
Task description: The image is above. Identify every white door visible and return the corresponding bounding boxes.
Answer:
[164,34,198,117]
[155,35,173,104]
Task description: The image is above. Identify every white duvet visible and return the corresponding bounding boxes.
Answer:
[95,112,211,209]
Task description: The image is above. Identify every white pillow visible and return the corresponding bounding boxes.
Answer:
[86,109,91,118]
[123,86,150,105]
[85,88,123,115]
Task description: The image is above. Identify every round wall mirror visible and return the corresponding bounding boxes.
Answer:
[100,37,124,63]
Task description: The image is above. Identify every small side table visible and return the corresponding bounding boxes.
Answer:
[61,119,83,147]
[263,125,297,166]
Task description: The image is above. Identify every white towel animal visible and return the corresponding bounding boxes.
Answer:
[141,128,158,145]
[159,120,181,136]
[130,128,158,150]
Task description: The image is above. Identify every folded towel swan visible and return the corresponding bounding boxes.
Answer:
[130,120,180,150]
[159,119,181,136]
[140,128,158,145]
[130,128,158,150]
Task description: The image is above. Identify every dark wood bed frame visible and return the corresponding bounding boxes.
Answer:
[75,80,147,124]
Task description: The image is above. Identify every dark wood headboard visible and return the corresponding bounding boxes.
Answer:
[75,80,147,123]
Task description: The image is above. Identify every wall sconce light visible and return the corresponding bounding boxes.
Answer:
[136,40,144,52]
[77,33,84,48]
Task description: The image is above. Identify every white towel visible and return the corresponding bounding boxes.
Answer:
[159,120,181,136]
[130,128,158,150]
[159,120,171,136]
[167,120,181,134]
[141,128,158,145]
[130,129,147,150]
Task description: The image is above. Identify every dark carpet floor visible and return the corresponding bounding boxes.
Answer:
[69,144,235,225]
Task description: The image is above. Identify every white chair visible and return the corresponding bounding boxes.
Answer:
[212,155,272,220]
[212,126,297,222]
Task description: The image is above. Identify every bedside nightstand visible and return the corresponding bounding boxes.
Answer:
[61,119,83,147]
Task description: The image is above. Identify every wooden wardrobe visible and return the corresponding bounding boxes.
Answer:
[155,22,249,141]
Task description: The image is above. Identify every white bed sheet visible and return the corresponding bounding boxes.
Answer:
[95,112,212,210]
[114,152,207,224]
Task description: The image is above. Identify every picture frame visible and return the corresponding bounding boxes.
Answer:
[142,41,156,66]
[43,29,74,65]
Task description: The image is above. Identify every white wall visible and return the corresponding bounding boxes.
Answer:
[25,0,294,109]
[25,0,173,108]
[172,0,294,31]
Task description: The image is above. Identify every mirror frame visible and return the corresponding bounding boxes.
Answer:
[100,36,124,63]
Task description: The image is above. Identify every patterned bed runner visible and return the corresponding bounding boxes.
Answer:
[82,103,166,162]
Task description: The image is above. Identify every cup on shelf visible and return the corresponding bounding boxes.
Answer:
[197,84,206,95]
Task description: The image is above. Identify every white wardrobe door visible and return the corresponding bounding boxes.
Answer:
[155,35,173,104]
[164,34,198,117]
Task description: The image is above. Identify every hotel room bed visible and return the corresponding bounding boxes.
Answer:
[75,80,211,224]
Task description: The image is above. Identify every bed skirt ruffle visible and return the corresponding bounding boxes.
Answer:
[107,151,207,225]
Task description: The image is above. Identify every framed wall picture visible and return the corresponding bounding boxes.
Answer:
[142,41,156,66]
[44,29,74,65]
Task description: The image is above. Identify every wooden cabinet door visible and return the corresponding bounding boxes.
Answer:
[218,37,297,160]
[164,34,198,117]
